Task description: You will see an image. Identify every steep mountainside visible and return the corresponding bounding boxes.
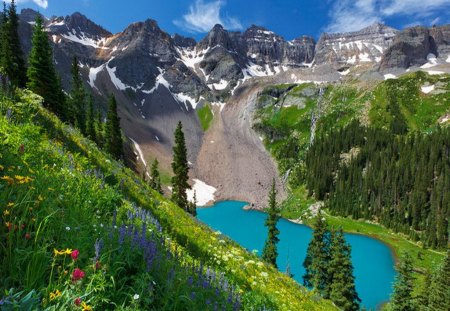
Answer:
[17,8,450,206]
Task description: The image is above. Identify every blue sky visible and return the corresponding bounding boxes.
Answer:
[11,0,450,40]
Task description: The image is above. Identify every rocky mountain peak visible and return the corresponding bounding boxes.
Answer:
[198,23,236,51]
[172,33,196,48]
[47,11,111,39]
[19,8,42,23]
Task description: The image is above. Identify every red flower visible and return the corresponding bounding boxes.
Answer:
[71,249,79,261]
[24,233,31,240]
[74,297,81,306]
[95,260,101,270]
[72,268,85,281]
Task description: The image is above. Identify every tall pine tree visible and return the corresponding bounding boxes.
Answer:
[171,121,192,214]
[303,210,332,297]
[86,94,96,141]
[27,15,63,115]
[104,95,123,160]
[262,179,280,268]
[149,158,163,194]
[5,0,26,88]
[390,252,415,311]
[428,249,450,310]
[69,56,86,133]
[328,229,360,311]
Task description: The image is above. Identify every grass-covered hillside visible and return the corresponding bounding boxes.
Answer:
[0,90,335,310]
[253,72,449,282]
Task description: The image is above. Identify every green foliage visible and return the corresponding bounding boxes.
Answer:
[262,180,280,268]
[328,229,360,311]
[69,57,86,133]
[303,211,332,297]
[428,250,450,310]
[26,15,65,116]
[149,158,163,194]
[171,121,192,215]
[0,0,27,89]
[197,104,213,131]
[390,253,415,311]
[86,94,96,141]
[104,95,124,160]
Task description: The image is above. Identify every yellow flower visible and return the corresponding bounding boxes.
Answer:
[53,249,69,256]
[48,187,55,191]
[64,248,72,255]
[38,195,44,201]
[49,289,61,301]
[0,165,4,170]
[3,210,10,216]
[7,202,14,208]
[81,302,92,311]
[0,176,14,185]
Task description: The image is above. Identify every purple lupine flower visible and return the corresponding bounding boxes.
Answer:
[94,238,103,261]
[214,302,218,311]
[187,276,194,286]
[190,292,196,300]
[202,279,210,289]
[118,225,126,247]
[206,299,211,306]
[6,108,12,120]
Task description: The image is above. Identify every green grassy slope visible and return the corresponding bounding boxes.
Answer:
[0,90,335,310]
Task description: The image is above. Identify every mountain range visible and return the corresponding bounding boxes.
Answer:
[17,8,450,206]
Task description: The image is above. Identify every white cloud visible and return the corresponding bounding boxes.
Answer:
[325,0,450,33]
[6,0,48,9]
[174,0,242,33]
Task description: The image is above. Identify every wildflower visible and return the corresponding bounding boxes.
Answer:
[1,176,14,185]
[81,301,92,311]
[0,165,4,170]
[72,268,85,281]
[49,289,61,301]
[74,298,81,306]
[133,294,140,300]
[71,249,79,261]
[24,233,31,240]
[3,210,10,216]
[38,195,44,201]
[95,260,101,270]
[7,202,14,208]
[65,226,71,231]
[64,248,72,255]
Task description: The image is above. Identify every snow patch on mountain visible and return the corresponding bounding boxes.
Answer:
[384,73,397,80]
[421,54,439,69]
[208,79,229,90]
[143,68,171,94]
[61,30,108,49]
[88,64,105,89]
[173,92,198,110]
[129,137,147,168]
[421,84,435,94]
[186,179,217,206]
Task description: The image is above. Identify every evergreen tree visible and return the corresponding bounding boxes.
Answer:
[0,3,11,89]
[104,95,123,160]
[390,252,415,311]
[86,94,96,141]
[5,0,26,88]
[95,111,104,147]
[188,190,197,217]
[328,229,360,311]
[428,249,450,310]
[262,179,280,268]
[171,121,192,214]
[303,210,332,297]
[27,15,63,115]
[149,158,163,194]
[70,56,86,133]
[416,269,432,310]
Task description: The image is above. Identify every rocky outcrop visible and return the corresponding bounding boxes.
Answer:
[243,25,315,67]
[380,25,450,69]
[315,23,397,67]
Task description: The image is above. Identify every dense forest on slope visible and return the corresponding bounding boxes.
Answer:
[253,71,450,250]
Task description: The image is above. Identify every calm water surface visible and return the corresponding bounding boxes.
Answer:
[197,200,396,310]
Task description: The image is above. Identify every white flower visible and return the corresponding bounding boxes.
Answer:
[100,223,104,228]
[65,226,71,231]
[260,272,268,278]
[133,294,140,300]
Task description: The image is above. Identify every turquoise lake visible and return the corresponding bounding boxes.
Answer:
[197,200,397,310]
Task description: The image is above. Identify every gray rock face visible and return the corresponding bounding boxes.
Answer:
[315,23,397,67]
[243,25,315,66]
[379,25,450,69]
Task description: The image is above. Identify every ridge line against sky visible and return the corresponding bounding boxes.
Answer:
[10,0,450,40]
